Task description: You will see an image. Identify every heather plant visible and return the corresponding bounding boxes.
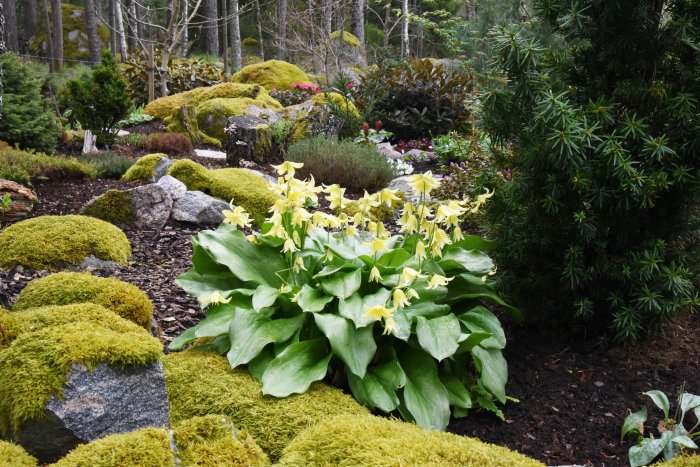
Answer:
[170,162,520,430]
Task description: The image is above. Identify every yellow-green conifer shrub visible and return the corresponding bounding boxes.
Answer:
[167,160,212,193]
[163,350,368,461]
[0,215,131,271]
[0,322,162,438]
[13,273,153,329]
[230,60,312,91]
[0,440,37,467]
[121,153,168,182]
[173,415,270,466]
[656,455,700,466]
[51,428,173,467]
[0,303,148,349]
[209,169,278,224]
[279,414,545,467]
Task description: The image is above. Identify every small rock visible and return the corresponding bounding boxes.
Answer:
[172,191,229,226]
[75,255,123,271]
[128,184,173,229]
[153,157,174,182]
[194,148,226,160]
[594,381,605,387]
[388,176,422,204]
[156,175,187,201]
[0,179,39,223]
[377,142,403,161]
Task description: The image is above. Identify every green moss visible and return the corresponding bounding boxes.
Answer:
[209,168,277,224]
[80,189,133,225]
[0,303,148,350]
[121,153,168,182]
[163,350,368,461]
[329,30,362,48]
[173,415,270,466]
[0,440,37,467]
[230,60,312,91]
[13,272,153,328]
[167,160,213,192]
[0,322,162,437]
[52,428,173,467]
[312,92,360,120]
[195,97,281,141]
[242,37,258,47]
[0,149,96,185]
[279,414,545,467]
[164,107,222,148]
[656,455,700,467]
[0,215,131,271]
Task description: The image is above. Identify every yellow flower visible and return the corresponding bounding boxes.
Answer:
[324,184,348,210]
[246,234,261,244]
[293,256,307,273]
[363,304,396,322]
[427,274,453,289]
[406,288,420,300]
[279,284,292,294]
[364,238,388,256]
[393,288,411,308]
[282,238,298,253]
[357,191,380,214]
[369,266,382,282]
[377,188,401,207]
[399,214,418,234]
[291,207,311,227]
[398,267,425,288]
[222,203,252,228]
[452,225,464,241]
[415,240,427,260]
[430,228,452,257]
[199,291,231,306]
[470,188,494,213]
[322,248,334,263]
[346,224,358,237]
[382,317,397,335]
[406,171,440,196]
[272,161,304,179]
[353,212,364,226]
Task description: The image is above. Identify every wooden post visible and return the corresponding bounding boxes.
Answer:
[147,43,155,102]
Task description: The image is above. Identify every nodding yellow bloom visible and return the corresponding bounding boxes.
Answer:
[293,255,307,273]
[427,274,453,289]
[401,202,415,217]
[324,184,348,210]
[222,203,252,229]
[481,266,497,283]
[415,240,427,260]
[265,222,287,239]
[352,212,364,226]
[452,225,464,241]
[291,207,311,227]
[430,228,452,257]
[377,188,401,207]
[406,288,420,300]
[279,284,293,294]
[415,204,433,219]
[293,231,302,247]
[199,291,231,306]
[398,267,425,288]
[282,238,298,253]
[369,266,382,282]
[357,191,380,214]
[246,234,261,245]
[382,317,397,335]
[290,291,300,303]
[364,237,388,256]
[322,248,334,263]
[406,171,441,196]
[271,198,290,214]
[470,188,494,213]
[393,288,411,308]
[399,215,418,234]
[272,161,304,178]
[363,304,396,322]
[337,212,349,226]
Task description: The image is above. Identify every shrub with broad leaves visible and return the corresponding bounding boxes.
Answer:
[269,83,321,107]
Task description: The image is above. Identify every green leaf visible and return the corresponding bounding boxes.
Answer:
[644,390,670,419]
[621,408,647,442]
[320,268,362,299]
[297,284,334,312]
[252,284,280,311]
[451,235,497,252]
[403,302,451,321]
[261,338,332,397]
[347,371,400,413]
[457,306,506,349]
[313,263,358,278]
[326,234,370,259]
[339,288,392,328]
[472,346,507,404]
[247,345,275,380]
[399,347,450,430]
[227,308,305,367]
[416,315,461,361]
[629,437,666,467]
[168,304,236,351]
[314,314,376,378]
[439,248,494,274]
[439,370,472,410]
[443,274,522,323]
[377,249,411,268]
[456,331,492,352]
[390,309,411,341]
[680,393,700,417]
[176,269,240,298]
[191,237,230,274]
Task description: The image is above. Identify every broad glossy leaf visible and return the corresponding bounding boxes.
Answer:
[644,390,670,419]
[320,268,362,299]
[377,249,411,268]
[339,288,392,328]
[314,314,376,377]
[297,284,334,312]
[399,347,450,430]
[168,304,236,350]
[227,308,305,367]
[313,263,358,278]
[176,269,239,298]
[261,338,332,397]
[443,274,522,323]
[326,234,370,259]
[671,434,697,449]
[252,284,280,311]
[416,315,461,361]
[472,346,507,403]
[247,345,275,381]
[191,237,229,274]
[680,393,700,416]
[439,248,494,274]
[348,371,400,413]
[629,437,666,467]
[621,408,647,442]
[457,306,506,349]
[456,331,492,352]
[403,302,451,321]
[390,309,411,341]
[439,369,472,409]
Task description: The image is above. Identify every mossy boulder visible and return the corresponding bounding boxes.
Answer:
[13,272,153,328]
[209,168,277,224]
[80,189,133,225]
[81,184,173,230]
[279,414,545,466]
[121,153,170,182]
[311,92,360,119]
[0,440,37,467]
[230,60,312,91]
[656,455,700,466]
[329,30,362,48]
[167,160,212,193]
[195,97,282,142]
[0,215,131,271]
[163,350,368,461]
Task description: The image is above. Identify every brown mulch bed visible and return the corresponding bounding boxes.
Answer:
[1,177,699,467]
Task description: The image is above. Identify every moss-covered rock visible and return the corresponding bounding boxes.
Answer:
[173,415,270,466]
[121,153,168,182]
[656,455,700,466]
[230,60,312,91]
[0,303,148,350]
[0,322,162,438]
[0,215,131,271]
[279,414,545,466]
[329,30,362,48]
[195,97,282,142]
[167,160,213,193]
[51,428,173,467]
[311,92,360,120]
[13,272,153,328]
[0,440,37,467]
[209,168,277,224]
[80,189,133,225]
[163,350,368,461]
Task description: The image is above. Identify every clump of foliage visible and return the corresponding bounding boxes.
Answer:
[285,137,395,192]
[79,151,133,179]
[61,51,133,145]
[117,105,155,128]
[144,132,193,156]
[0,54,61,153]
[170,163,519,431]
[482,0,700,342]
[270,82,321,107]
[0,149,95,186]
[356,58,474,140]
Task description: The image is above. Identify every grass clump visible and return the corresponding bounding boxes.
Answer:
[163,350,368,461]
[230,60,312,91]
[0,215,131,271]
[286,137,395,191]
[121,153,169,182]
[78,151,134,179]
[167,159,212,192]
[209,168,277,224]
[81,189,133,225]
[279,414,544,467]
[0,322,162,438]
[14,272,153,328]
[0,149,95,186]
[0,440,37,467]
[52,428,173,467]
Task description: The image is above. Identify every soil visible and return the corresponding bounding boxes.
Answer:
[1,177,699,467]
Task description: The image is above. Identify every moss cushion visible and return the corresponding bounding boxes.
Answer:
[0,215,131,271]
[230,60,312,91]
[0,440,37,467]
[656,455,700,466]
[80,189,133,225]
[279,414,545,466]
[163,350,368,461]
[209,168,277,224]
[194,97,282,141]
[121,153,168,182]
[13,272,153,328]
[167,160,213,193]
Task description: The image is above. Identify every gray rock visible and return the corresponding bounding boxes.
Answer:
[153,156,174,182]
[156,175,187,201]
[377,142,403,161]
[224,115,274,166]
[242,168,277,185]
[244,104,281,123]
[75,255,124,271]
[172,191,229,226]
[128,184,173,229]
[17,362,169,463]
[388,176,422,204]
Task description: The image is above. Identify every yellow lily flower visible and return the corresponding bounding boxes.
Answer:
[271,161,304,178]
[293,256,307,273]
[369,266,382,283]
[377,188,401,207]
[427,274,454,289]
[199,291,231,306]
[393,288,411,308]
[398,267,425,288]
[363,304,396,322]
[406,171,441,196]
[364,238,388,256]
[415,240,427,260]
[222,203,252,229]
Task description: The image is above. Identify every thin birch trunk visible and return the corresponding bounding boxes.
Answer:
[114,0,128,60]
[401,0,409,58]
[43,0,54,72]
[50,0,63,69]
[85,0,101,63]
[3,0,19,52]
[230,0,242,71]
[254,0,264,59]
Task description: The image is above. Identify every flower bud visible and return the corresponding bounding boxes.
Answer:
[362,122,370,137]
[375,120,383,132]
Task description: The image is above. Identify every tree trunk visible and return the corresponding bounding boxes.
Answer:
[383,1,391,48]
[230,0,242,71]
[114,0,128,60]
[0,0,5,117]
[128,0,138,50]
[42,0,54,72]
[401,0,409,58]
[108,0,117,54]
[322,0,332,36]
[50,0,63,70]
[22,1,40,53]
[181,0,188,55]
[85,0,101,64]
[3,0,19,52]
[352,0,364,44]
[204,0,219,56]
[466,0,477,20]
[277,0,287,60]
[254,0,264,59]
[222,0,229,78]
[136,2,145,41]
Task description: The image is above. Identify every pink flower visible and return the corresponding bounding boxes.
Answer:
[346,82,355,90]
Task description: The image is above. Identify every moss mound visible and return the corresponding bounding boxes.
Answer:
[0,303,148,350]
[52,428,173,467]
[0,149,95,186]
[173,415,270,466]
[167,160,212,192]
[279,414,544,466]
[0,440,37,467]
[163,350,368,461]
[0,322,161,437]
[14,272,153,328]
[145,83,270,119]
[209,168,277,224]
[329,30,362,48]
[121,153,168,182]
[80,189,133,225]
[0,215,131,271]
[311,92,360,119]
[195,97,282,141]
[231,60,312,91]
[657,455,700,466]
